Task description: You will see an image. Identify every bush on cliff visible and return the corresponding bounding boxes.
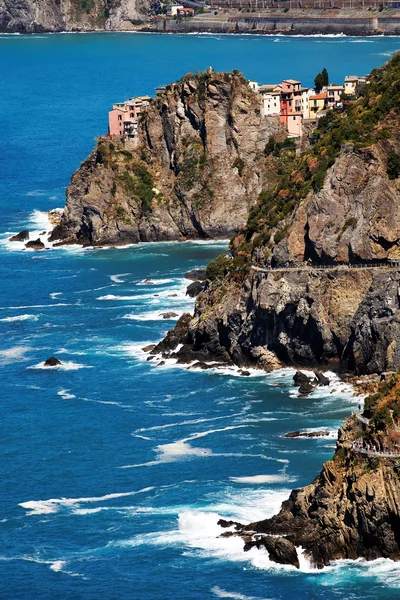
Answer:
[206,254,232,281]
[116,164,155,215]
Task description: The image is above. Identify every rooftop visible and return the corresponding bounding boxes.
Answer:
[310,92,328,100]
[283,79,301,84]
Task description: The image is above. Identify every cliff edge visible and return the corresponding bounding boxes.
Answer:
[218,373,400,568]
[51,71,281,246]
[158,53,400,375]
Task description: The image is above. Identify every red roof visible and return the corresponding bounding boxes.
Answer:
[309,92,328,100]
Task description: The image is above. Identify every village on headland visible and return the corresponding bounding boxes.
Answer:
[107,69,367,140]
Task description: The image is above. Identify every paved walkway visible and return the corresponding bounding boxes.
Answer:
[251,263,400,274]
[351,439,400,459]
[355,410,370,426]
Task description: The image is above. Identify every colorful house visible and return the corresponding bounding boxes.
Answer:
[324,85,345,108]
[108,96,151,138]
[309,91,328,117]
[344,75,366,96]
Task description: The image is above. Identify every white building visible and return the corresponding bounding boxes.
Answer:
[259,84,281,116]
[300,87,314,120]
[248,80,259,91]
[167,4,184,16]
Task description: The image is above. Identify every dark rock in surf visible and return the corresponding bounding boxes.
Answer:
[44,356,62,367]
[185,268,207,281]
[25,238,45,250]
[314,371,330,386]
[9,230,29,242]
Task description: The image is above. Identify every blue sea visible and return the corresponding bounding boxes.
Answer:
[1,32,400,600]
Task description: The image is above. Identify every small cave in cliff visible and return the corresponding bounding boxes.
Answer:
[303,222,323,265]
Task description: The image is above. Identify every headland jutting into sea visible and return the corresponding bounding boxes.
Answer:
[10,48,400,571]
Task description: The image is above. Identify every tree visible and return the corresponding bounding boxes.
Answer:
[314,68,329,93]
[321,67,329,87]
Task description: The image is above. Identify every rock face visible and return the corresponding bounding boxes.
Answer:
[223,375,400,568]
[0,0,151,33]
[162,54,400,375]
[50,71,281,246]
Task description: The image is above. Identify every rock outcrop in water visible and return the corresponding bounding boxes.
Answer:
[219,373,400,568]
[0,0,152,33]
[158,53,400,375]
[51,70,281,246]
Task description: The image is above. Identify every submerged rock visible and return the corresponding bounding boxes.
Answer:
[44,356,62,367]
[142,344,156,353]
[160,312,178,319]
[9,230,29,242]
[284,431,330,438]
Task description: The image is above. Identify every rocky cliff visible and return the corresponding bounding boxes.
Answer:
[51,71,281,246]
[218,373,400,568]
[0,0,152,33]
[157,53,400,375]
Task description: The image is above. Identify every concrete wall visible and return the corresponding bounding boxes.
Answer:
[151,15,400,35]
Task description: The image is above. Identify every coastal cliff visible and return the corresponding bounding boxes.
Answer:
[51,71,281,245]
[0,0,151,33]
[157,53,400,375]
[219,374,400,568]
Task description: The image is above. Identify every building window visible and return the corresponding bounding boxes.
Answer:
[118,115,122,121]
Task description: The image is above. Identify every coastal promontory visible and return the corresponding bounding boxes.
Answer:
[219,373,400,568]
[159,53,400,375]
[51,71,281,245]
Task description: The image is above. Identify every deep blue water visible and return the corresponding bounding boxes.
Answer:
[1,32,400,600]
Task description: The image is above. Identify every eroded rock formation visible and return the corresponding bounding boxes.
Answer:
[219,375,400,568]
[51,71,281,246]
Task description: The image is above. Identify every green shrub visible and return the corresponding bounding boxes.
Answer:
[206,254,231,281]
[387,151,400,180]
[232,157,245,177]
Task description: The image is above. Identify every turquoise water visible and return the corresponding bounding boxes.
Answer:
[1,32,400,599]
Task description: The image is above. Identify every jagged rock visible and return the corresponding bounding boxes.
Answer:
[50,72,281,246]
[9,230,29,242]
[314,371,330,386]
[188,361,214,370]
[160,312,178,319]
[142,344,156,352]
[25,238,45,250]
[186,281,205,298]
[143,278,154,285]
[0,0,151,34]
[284,431,330,438]
[185,268,207,281]
[151,313,192,354]
[157,361,165,367]
[239,370,251,376]
[244,536,300,569]
[251,346,282,372]
[298,381,316,396]
[44,356,62,367]
[293,371,312,386]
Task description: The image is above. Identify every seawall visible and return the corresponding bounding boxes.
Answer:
[149,15,400,36]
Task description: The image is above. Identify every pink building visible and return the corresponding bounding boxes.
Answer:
[108,96,151,138]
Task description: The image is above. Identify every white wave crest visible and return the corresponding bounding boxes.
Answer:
[0,314,38,322]
[230,475,296,484]
[19,486,155,515]
[28,360,91,371]
[0,346,32,363]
